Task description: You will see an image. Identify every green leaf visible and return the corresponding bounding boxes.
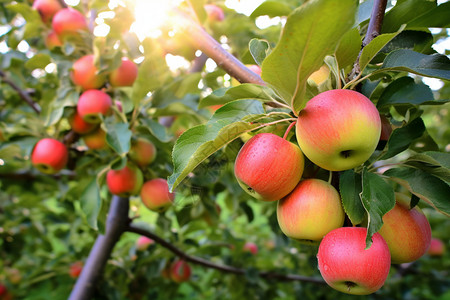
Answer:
[250,1,293,18]
[80,179,102,230]
[377,77,434,109]
[25,54,52,70]
[403,152,450,183]
[335,27,362,70]
[380,117,425,160]
[261,0,357,112]
[248,39,271,66]
[140,118,174,143]
[105,122,132,156]
[407,1,450,29]
[339,170,366,225]
[382,0,436,33]
[168,100,265,191]
[360,169,395,249]
[385,167,450,216]
[6,3,43,39]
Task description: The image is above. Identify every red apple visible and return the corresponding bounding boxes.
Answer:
[109,57,138,87]
[69,261,83,278]
[234,133,304,202]
[379,115,393,141]
[378,193,431,264]
[77,89,112,123]
[31,138,68,174]
[32,0,62,24]
[0,284,12,300]
[243,242,258,255]
[71,55,107,90]
[45,30,62,50]
[82,128,107,150]
[428,238,445,256]
[106,164,143,197]
[52,8,88,40]
[317,227,391,295]
[69,111,97,134]
[204,4,225,22]
[129,138,157,167]
[170,260,191,283]
[136,236,154,251]
[277,179,345,243]
[140,178,175,212]
[296,89,381,171]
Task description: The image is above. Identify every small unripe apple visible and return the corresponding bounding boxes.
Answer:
[52,8,88,40]
[428,238,445,256]
[71,55,107,90]
[170,260,191,283]
[129,138,157,167]
[32,0,63,24]
[296,89,381,171]
[69,261,83,278]
[277,179,345,243]
[82,128,107,150]
[317,227,391,295]
[109,57,138,87]
[378,193,431,264]
[77,90,112,123]
[106,164,143,197]
[243,242,258,255]
[204,4,225,22]
[136,236,154,251]
[31,138,68,174]
[45,30,62,50]
[69,111,97,134]
[234,133,304,202]
[140,178,175,212]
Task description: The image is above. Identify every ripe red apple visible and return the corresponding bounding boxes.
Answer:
[234,133,304,202]
[71,55,107,90]
[69,111,97,134]
[109,57,138,87]
[32,0,62,24]
[136,236,154,251]
[82,128,107,150]
[243,242,258,255]
[129,138,157,167]
[52,8,88,40]
[379,115,393,142]
[428,238,445,256]
[77,89,112,123]
[170,260,191,283]
[31,138,68,174]
[69,261,83,278]
[378,193,431,264]
[106,164,143,197]
[45,30,62,50]
[277,179,345,243]
[140,178,175,212]
[296,89,381,171]
[204,4,225,22]
[317,227,391,295]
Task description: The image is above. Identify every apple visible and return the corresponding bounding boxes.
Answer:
[140,178,175,212]
[296,89,381,171]
[428,238,445,257]
[277,179,345,243]
[109,57,138,87]
[129,138,157,167]
[77,89,112,123]
[204,4,225,22]
[82,128,107,150]
[378,193,431,264]
[45,30,62,50]
[308,65,330,85]
[31,138,68,174]
[243,242,258,255]
[69,111,97,134]
[317,227,391,295]
[234,133,304,202]
[52,8,88,40]
[69,261,83,278]
[32,0,62,24]
[106,164,143,197]
[170,260,191,283]
[0,284,12,300]
[379,115,392,141]
[71,55,107,90]
[136,236,154,251]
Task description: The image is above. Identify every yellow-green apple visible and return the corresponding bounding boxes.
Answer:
[277,179,345,243]
[71,55,107,90]
[204,4,225,22]
[129,138,157,167]
[52,8,88,40]
[136,236,154,251]
[234,133,304,202]
[106,164,143,197]
[378,193,431,264]
[296,89,381,171]
[140,178,175,212]
[69,111,97,134]
[45,30,62,50]
[31,138,68,174]
[109,57,138,87]
[32,0,62,24]
[82,128,107,150]
[243,242,258,255]
[317,227,391,295]
[69,261,83,278]
[308,65,330,85]
[170,260,191,283]
[428,238,445,257]
[77,90,112,123]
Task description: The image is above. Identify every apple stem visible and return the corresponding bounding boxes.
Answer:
[328,171,333,184]
[282,122,297,140]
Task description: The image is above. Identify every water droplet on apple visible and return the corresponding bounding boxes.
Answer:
[323,264,329,271]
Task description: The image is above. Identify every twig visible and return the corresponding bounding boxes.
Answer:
[55,0,68,8]
[0,70,41,114]
[189,52,208,73]
[126,224,325,284]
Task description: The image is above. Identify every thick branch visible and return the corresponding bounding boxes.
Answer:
[69,196,130,300]
[126,224,325,284]
[0,70,41,114]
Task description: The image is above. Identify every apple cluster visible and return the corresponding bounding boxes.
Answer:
[234,89,433,295]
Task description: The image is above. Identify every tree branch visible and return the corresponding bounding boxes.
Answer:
[69,196,130,300]
[126,224,325,284]
[0,70,41,114]
[189,52,208,73]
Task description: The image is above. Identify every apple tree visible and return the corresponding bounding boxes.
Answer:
[0,0,449,299]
